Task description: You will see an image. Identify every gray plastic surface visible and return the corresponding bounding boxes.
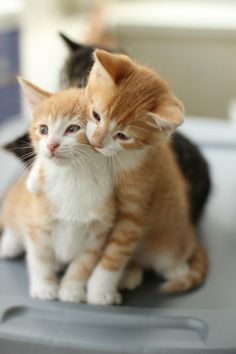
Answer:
[1,119,236,353]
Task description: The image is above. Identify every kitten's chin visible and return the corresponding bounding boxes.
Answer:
[44,154,68,166]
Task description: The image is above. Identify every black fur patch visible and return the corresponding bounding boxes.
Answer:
[171,132,211,224]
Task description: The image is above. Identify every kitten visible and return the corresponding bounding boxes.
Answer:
[3,33,210,225]
[83,50,208,305]
[0,79,115,302]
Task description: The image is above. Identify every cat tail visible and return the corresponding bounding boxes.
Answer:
[160,240,208,294]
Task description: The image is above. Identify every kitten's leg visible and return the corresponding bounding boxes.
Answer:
[119,262,144,290]
[87,190,145,305]
[58,225,109,303]
[27,225,58,300]
[0,226,24,258]
[87,235,143,305]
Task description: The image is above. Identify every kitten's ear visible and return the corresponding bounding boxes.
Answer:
[59,32,82,51]
[148,99,184,137]
[92,49,133,85]
[17,77,52,111]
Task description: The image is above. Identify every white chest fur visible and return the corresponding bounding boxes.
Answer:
[52,221,88,263]
[43,156,112,224]
[26,155,113,265]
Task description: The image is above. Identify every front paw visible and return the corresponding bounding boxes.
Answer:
[87,287,122,305]
[59,283,86,303]
[30,282,58,300]
[87,266,122,305]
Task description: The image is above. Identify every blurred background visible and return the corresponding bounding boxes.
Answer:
[1,0,236,127]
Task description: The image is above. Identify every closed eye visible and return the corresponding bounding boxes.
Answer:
[65,125,80,134]
[116,132,130,141]
[92,111,101,122]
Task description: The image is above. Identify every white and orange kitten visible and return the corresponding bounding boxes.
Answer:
[83,50,208,305]
[0,80,115,302]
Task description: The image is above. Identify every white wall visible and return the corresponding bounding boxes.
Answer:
[116,27,236,118]
[110,1,236,118]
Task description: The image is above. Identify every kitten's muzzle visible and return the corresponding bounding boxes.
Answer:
[47,143,60,155]
[90,137,104,149]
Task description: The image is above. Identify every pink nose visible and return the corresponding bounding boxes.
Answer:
[47,143,59,154]
[91,137,104,149]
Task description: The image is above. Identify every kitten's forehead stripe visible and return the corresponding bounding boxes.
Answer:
[48,117,68,141]
[34,88,86,126]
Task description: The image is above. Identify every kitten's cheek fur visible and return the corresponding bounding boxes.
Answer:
[87,266,122,305]
[86,120,96,144]
[96,148,117,157]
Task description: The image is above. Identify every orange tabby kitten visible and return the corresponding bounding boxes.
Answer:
[84,50,208,305]
[0,80,115,302]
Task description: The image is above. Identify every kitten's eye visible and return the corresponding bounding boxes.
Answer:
[117,132,130,141]
[92,111,101,122]
[39,125,48,135]
[65,125,80,134]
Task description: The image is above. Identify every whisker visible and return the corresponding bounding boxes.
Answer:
[72,150,93,165]
[13,156,35,181]
[68,151,90,170]
[19,152,36,161]
[3,146,33,151]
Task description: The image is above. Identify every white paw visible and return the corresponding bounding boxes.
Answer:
[0,245,22,259]
[87,289,122,305]
[0,243,15,259]
[119,267,143,290]
[59,283,86,303]
[30,282,58,300]
[87,266,122,305]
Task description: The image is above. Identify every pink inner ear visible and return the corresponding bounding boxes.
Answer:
[94,49,132,84]
[27,94,45,109]
[18,77,51,112]
[149,104,184,134]
[91,60,115,87]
